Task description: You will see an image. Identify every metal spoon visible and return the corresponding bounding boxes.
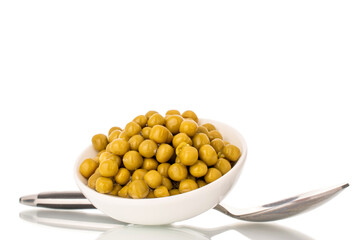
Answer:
[20,182,349,222]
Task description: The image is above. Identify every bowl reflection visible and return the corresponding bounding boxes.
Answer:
[19,209,314,240]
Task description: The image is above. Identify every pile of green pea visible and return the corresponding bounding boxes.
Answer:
[79,110,241,199]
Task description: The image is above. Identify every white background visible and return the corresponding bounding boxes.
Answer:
[0,0,359,239]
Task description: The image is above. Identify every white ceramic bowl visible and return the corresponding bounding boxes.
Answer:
[74,119,247,225]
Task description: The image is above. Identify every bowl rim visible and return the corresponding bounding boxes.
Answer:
[74,118,248,204]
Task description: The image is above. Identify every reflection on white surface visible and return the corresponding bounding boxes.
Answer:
[19,210,314,240]
[19,210,122,231]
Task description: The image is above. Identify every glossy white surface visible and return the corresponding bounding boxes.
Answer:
[1,0,359,239]
[18,209,316,240]
[74,119,247,225]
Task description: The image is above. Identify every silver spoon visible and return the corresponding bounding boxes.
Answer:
[20,182,349,222]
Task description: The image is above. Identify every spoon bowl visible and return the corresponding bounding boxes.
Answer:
[74,119,247,225]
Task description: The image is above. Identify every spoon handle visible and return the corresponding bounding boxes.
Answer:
[213,183,349,222]
[19,191,95,209]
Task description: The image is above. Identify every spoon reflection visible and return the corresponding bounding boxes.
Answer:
[19,209,314,240]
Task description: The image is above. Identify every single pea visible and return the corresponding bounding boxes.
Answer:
[179,119,198,137]
[99,152,121,166]
[204,168,222,183]
[147,113,165,127]
[99,151,112,162]
[178,145,198,166]
[156,143,174,163]
[128,179,149,199]
[142,158,159,170]
[109,138,130,156]
[169,189,180,196]
[168,163,188,181]
[199,144,218,166]
[122,150,143,171]
[132,169,148,180]
[208,130,223,141]
[108,184,122,196]
[172,133,192,148]
[87,168,101,189]
[149,125,169,144]
[133,115,148,128]
[179,179,198,193]
[118,131,130,141]
[218,152,225,159]
[108,129,122,142]
[124,121,142,137]
[147,190,155,198]
[182,110,198,123]
[93,156,100,164]
[166,109,181,115]
[197,179,207,188]
[189,160,208,177]
[210,138,225,153]
[145,110,158,119]
[157,163,171,177]
[99,159,119,177]
[215,158,232,175]
[202,123,216,131]
[92,134,108,151]
[114,168,131,185]
[192,133,210,149]
[128,134,144,151]
[162,177,173,190]
[118,185,129,198]
[222,144,241,161]
[141,127,152,139]
[175,142,188,156]
[154,186,170,198]
[95,177,113,194]
[79,158,99,178]
[138,139,158,158]
[197,125,209,135]
[108,126,122,136]
[105,143,111,152]
[144,170,162,189]
[165,115,184,134]
[97,150,106,157]
[166,131,173,144]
